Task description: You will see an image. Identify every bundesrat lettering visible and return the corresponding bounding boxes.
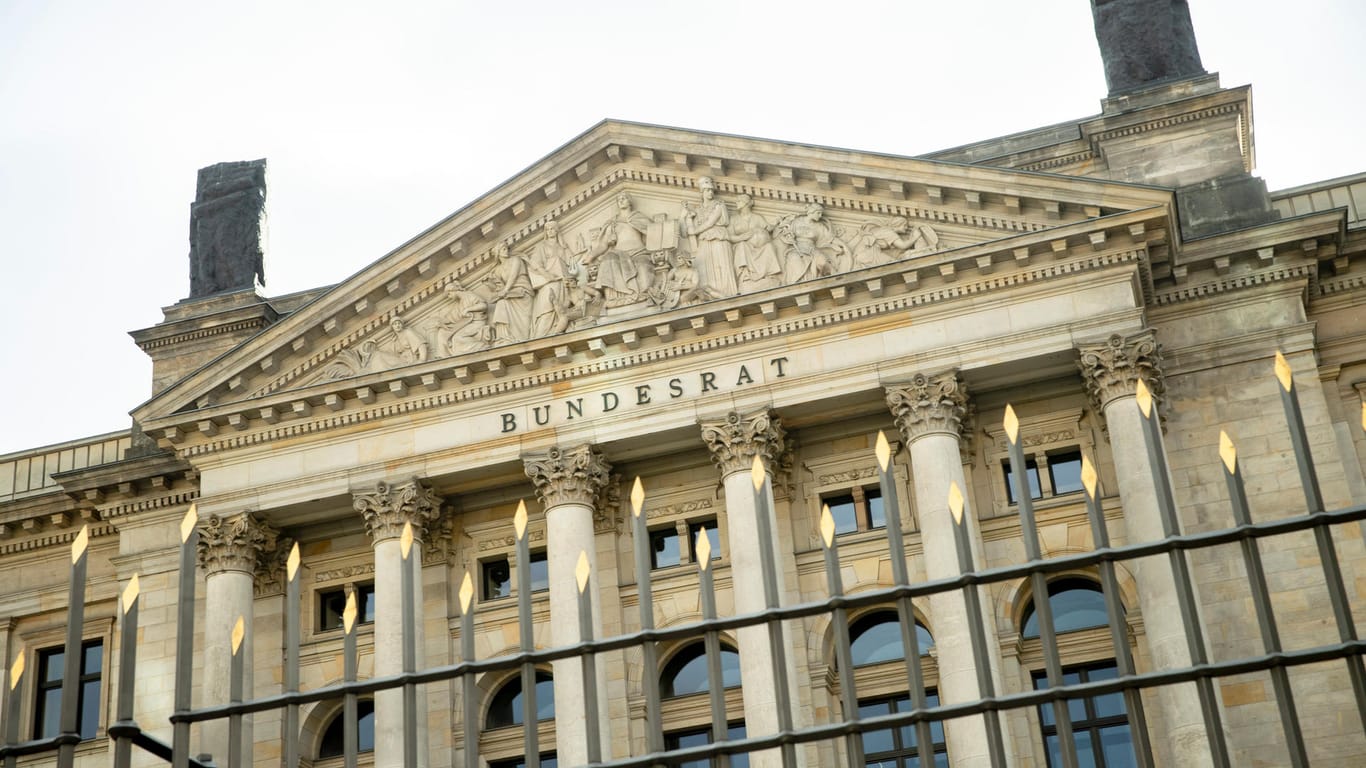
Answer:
[500,356,790,433]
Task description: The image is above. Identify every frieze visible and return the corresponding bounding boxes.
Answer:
[993,429,1076,452]
[646,498,714,521]
[817,466,879,486]
[478,529,547,552]
[313,563,376,583]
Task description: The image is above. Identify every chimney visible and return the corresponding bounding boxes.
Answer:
[188,159,268,298]
[1091,0,1205,96]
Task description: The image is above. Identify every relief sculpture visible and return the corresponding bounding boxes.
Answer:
[435,282,491,356]
[776,203,849,283]
[486,243,535,343]
[729,193,782,292]
[585,193,656,306]
[681,176,737,300]
[849,216,940,269]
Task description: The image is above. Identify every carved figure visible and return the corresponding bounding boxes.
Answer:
[359,315,429,370]
[528,219,577,337]
[681,176,738,299]
[728,194,783,292]
[776,203,848,284]
[658,252,705,308]
[849,216,940,268]
[435,281,491,356]
[586,193,655,305]
[486,243,535,344]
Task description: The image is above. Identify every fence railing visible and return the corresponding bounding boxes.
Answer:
[3,351,1365,768]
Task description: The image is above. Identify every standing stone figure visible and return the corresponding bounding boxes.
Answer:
[728,193,783,292]
[527,219,575,337]
[486,243,534,344]
[188,159,268,298]
[1091,0,1204,95]
[681,176,738,299]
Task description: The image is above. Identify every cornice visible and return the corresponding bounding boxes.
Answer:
[0,522,116,557]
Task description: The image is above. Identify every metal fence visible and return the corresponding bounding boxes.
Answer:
[3,352,1366,768]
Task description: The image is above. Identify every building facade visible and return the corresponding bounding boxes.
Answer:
[3,3,1366,766]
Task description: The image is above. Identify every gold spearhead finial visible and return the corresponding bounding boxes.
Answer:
[947,482,965,525]
[122,573,141,615]
[1080,455,1099,499]
[819,504,836,548]
[1219,431,1238,475]
[630,477,645,518]
[287,542,301,582]
[400,522,414,559]
[9,651,23,690]
[575,550,591,594]
[750,454,765,492]
[181,503,198,543]
[1003,404,1020,444]
[514,499,528,540]
[231,616,245,655]
[695,525,713,569]
[875,431,892,471]
[343,590,358,633]
[1135,378,1153,418]
[71,525,89,563]
[1274,351,1294,392]
[458,571,474,614]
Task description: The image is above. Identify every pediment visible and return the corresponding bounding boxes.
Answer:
[134,120,1177,439]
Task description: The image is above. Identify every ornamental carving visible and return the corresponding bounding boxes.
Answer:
[352,478,445,543]
[523,443,613,508]
[1077,331,1166,412]
[594,473,624,534]
[253,535,295,597]
[699,408,787,477]
[197,511,280,576]
[885,372,970,443]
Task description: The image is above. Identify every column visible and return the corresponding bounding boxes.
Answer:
[197,511,279,765]
[524,444,613,766]
[354,478,444,768]
[1078,331,1213,766]
[698,408,805,768]
[886,372,1013,768]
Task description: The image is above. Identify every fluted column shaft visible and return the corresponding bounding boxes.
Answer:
[1080,331,1214,767]
[700,409,805,768]
[525,444,613,766]
[355,478,443,768]
[887,373,1012,768]
[197,511,279,765]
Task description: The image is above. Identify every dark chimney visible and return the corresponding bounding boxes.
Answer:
[1091,0,1205,96]
[188,159,267,298]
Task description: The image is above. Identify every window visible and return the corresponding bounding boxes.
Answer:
[661,642,741,698]
[1047,450,1084,495]
[483,552,548,601]
[488,754,558,768]
[34,640,102,740]
[318,583,375,631]
[664,723,749,767]
[823,486,885,535]
[650,527,681,569]
[317,700,375,758]
[860,691,948,768]
[688,520,721,563]
[486,672,555,729]
[650,518,720,570]
[1003,448,1086,504]
[1033,663,1135,767]
[849,611,934,666]
[1021,579,1110,638]
[1003,458,1042,504]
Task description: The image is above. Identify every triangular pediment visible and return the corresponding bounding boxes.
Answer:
[135,120,1177,439]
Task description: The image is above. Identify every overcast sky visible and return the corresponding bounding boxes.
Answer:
[1,1,1362,455]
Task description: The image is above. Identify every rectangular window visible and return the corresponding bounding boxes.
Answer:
[482,557,512,601]
[822,486,885,535]
[650,527,682,569]
[688,520,721,562]
[488,753,557,768]
[1048,450,1085,495]
[528,550,549,593]
[1003,458,1042,504]
[34,640,102,740]
[318,583,376,631]
[859,690,947,767]
[664,723,749,767]
[1033,662,1134,768]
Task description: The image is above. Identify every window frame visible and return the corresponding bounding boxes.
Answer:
[315,698,376,760]
[857,689,949,768]
[32,638,104,741]
[316,582,376,632]
[982,408,1092,516]
[1031,661,1136,768]
[663,721,750,768]
[16,616,113,746]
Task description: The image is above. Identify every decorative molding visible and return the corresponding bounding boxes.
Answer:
[351,478,445,543]
[699,408,787,477]
[595,473,624,534]
[1076,330,1166,414]
[254,535,294,597]
[645,497,714,521]
[523,443,613,508]
[313,562,376,584]
[885,371,970,443]
[196,511,280,576]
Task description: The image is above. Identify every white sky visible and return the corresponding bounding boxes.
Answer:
[1,0,1362,455]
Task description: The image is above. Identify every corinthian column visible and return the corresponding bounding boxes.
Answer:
[354,478,444,768]
[886,372,1012,768]
[698,409,804,768]
[1078,331,1213,766]
[524,444,613,766]
[197,511,279,765]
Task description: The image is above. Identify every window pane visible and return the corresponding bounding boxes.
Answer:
[866,488,886,530]
[1087,664,1126,718]
[1004,461,1042,504]
[486,672,554,728]
[79,679,101,738]
[1023,580,1109,637]
[1048,452,1084,495]
[650,528,681,569]
[359,584,376,623]
[1099,725,1136,767]
[319,590,346,630]
[41,650,64,683]
[826,494,858,535]
[662,645,741,697]
[851,617,904,666]
[483,558,512,600]
[1075,729,1098,768]
[37,687,62,738]
[530,551,550,592]
[688,521,722,561]
[82,642,102,675]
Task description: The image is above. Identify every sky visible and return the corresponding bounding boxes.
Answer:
[1,0,1363,455]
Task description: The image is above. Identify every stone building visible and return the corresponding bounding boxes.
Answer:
[3,2,1365,766]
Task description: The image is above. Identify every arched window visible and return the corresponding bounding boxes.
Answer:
[1021,578,1110,638]
[317,700,374,759]
[661,642,741,698]
[486,671,555,729]
[849,611,934,666]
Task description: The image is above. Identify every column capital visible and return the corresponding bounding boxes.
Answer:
[352,478,444,543]
[1077,330,1166,412]
[523,443,613,508]
[885,371,970,443]
[197,511,280,576]
[699,408,787,477]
